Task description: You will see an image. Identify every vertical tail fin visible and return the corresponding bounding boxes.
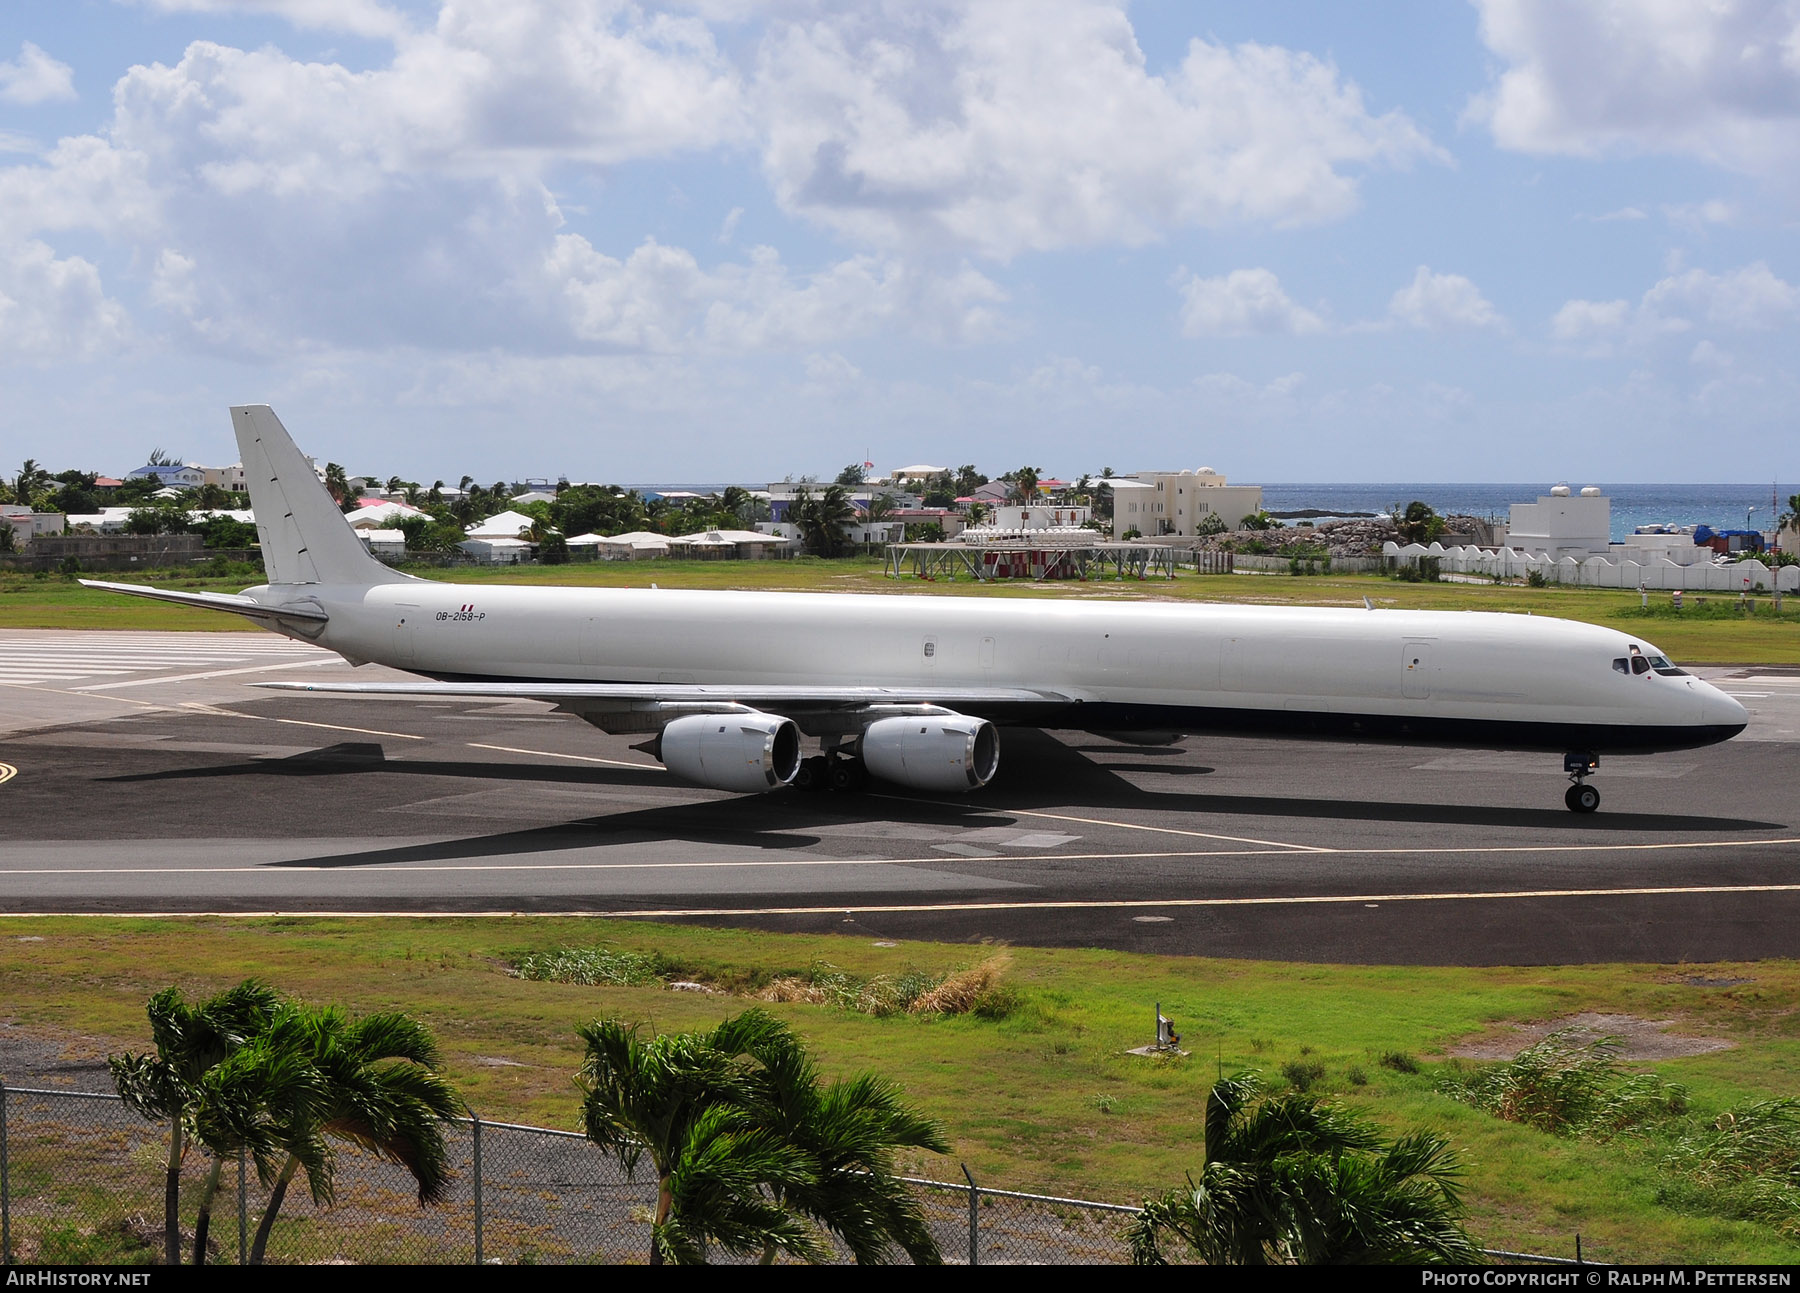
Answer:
[232,405,410,587]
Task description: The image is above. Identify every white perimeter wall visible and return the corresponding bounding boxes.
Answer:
[1382,541,1800,592]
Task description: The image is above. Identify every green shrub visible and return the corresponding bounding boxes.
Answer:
[513,947,668,986]
[1281,1059,1326,1092]
[1437,1032,1687,1139]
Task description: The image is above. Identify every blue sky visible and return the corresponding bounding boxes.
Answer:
[1,1,1796,485]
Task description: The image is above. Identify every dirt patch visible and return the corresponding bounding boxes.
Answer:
[1447,1012,1733,1062]
[0,1020,120,1090]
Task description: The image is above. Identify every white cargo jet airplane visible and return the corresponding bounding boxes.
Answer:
[83,406,1747,813]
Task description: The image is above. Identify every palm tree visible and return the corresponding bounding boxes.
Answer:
[10,460,52,510]
[747,1031,948,1264]
[323,463,351,509]
[185,1017,326,1265]
[1126,1073,1478,1265]
[578,1011,828,1265]
[1005,465,1041,505]
[109,981,282,1263]
[792,484,857,557]
[248,1006,462,1263]
[719,485,755,527]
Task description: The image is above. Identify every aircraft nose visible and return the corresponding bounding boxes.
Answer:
[1699,682,1749,732]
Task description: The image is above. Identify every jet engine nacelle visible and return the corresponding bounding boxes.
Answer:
[659,712,801,793]
[861,714,999,793]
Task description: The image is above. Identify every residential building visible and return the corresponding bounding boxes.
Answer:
[2,507,65,546]
[200,463,249,491]
[1108,468,1263,537]
[125,462,206,489]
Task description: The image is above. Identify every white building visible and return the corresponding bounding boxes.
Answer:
[1106,469,1263,537]
[343,500,431,529]
[2,507,64,546]
[983,505,1091,530]
[465,509,539,539]
[199,463,249,491]
[1504,485,1610,559]
[125,463,206,489]
[1613,527,1711,567]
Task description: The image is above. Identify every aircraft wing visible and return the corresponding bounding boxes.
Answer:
[78,580,329,625]
[252,678,1077,734]
[255,680,1070,707]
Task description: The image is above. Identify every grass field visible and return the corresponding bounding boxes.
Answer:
[1,915,1795,1263]
[4,558,1797,663]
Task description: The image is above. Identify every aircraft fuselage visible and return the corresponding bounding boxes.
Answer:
[258,578,1748,756]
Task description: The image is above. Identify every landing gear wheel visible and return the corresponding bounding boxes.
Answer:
[793,755,831,792]
[828,757,868,793]
[1565,783,1600,814]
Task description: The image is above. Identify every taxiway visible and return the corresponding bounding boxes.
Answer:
[2,629,1797,964]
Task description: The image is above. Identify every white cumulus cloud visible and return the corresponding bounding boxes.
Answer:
[1470,0,1800,173]
[1175,268,1325,337]
[0,42,77,106]
[118,1,414,41]
[549,236,1008,353]
[0,240,130,362]
[1550,297,1630,344]
[755,0,1440,258]
[1553,262,1799,354]
[1388,267,1501,331]
[1643,262,1799,331]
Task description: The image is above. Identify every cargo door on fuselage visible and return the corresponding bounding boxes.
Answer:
[580,617,605,671]
[1402,640,1433,699]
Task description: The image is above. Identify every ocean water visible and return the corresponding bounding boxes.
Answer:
[1258,483,1790,542]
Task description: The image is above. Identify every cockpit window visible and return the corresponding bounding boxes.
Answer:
[1612,658,1629,674]
[1631,655,1651,675]
[1647,654,1687,676]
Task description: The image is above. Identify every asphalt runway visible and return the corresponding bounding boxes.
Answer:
[3,628,1798,965]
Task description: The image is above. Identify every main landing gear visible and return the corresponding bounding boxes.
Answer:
[795,753,868,793]
[1563,751,1600,813]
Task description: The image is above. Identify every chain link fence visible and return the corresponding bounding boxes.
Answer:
[1,1083,1600,1266]
[0,1083,1143,1265]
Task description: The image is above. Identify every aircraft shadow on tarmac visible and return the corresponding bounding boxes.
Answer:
[104,729,1783,845]
[1001,731,1783,833]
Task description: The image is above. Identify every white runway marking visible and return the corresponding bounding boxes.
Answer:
[467,742,660,770]
[6,836,1798,876]
[13,880,1800,922]
[176,701,425,741]
[0,631,326,685]
[601,880,1800,919]
[73,657,338,691]
[876,795,1328,853]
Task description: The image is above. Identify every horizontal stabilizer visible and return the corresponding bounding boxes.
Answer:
[80,579,329,624]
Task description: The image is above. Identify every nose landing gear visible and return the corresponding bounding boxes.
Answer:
[1563,751,1599,813]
